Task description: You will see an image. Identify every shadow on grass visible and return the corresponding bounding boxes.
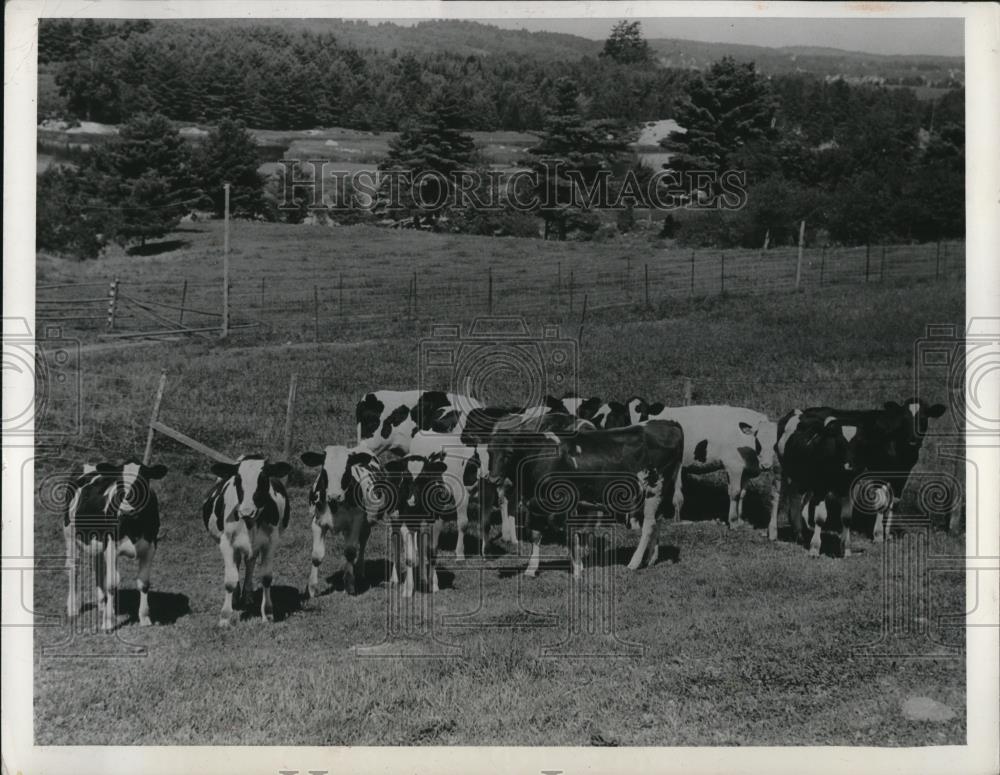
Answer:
[126,239,191,256]
[116,589,191,625]
[237,584,302,622]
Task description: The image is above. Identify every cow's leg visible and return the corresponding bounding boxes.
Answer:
[218,534,239,627]
[808,500,826,558]
[401,525,415,598]
[768,473,782,541]
[884,497,897,541]
[64,525,80,618]
[101,537,119,632]
[355,520,370,592]
[431,518,442,593]
[389,524,401,586]
[498,487,516,545]
[671,465,684,522]
[629,484,663,570]
[259,532,275,623]
[241,548,257,610]
[570,532,584,578]
[135,538,155,627]
[837,495,852,558]
[307,518,327,598]
[454,493,469,561]
[93,541,106,611]
[524,504,543,578]
[725,469,743,529]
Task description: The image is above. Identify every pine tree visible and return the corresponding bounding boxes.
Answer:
[600,21,651,65]
[527,77,631,240]
[378,86,478,227]
[661,57,777,180]
[193,119,266,218]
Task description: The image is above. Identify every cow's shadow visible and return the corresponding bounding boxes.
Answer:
[109,589,191,625]
[677,473,772,527]
[237,585,302,622]
[321,560,457,595]
[495,537,680,578]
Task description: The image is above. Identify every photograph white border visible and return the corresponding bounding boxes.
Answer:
[4,2,998,773]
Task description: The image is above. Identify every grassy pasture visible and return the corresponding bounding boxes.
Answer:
[32,231,966,745]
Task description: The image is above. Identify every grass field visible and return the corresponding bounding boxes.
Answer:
[32,224,966,745]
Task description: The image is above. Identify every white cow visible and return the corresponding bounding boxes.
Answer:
[644,405,777,527]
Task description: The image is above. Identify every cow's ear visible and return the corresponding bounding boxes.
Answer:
[738,421,755,436]
[95,462,118,474]
[926,403,947,419]
[211,462,239,479]
[142,464,168,480]
[265,461,292,478]
[300,451,325,468]
[648,402,665,416]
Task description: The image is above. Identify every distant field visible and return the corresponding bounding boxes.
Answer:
[32,259,966,744]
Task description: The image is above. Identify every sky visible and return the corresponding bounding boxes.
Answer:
[380,17,964,58]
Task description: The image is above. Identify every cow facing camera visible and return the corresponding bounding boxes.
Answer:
[418,317,578,409]
[914,318,1000,436]
[2,319,81,446]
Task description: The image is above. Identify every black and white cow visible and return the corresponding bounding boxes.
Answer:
[201,455,291,626]
[298,446,385,596]
[355,390,482,456]
[770,397,946,548]
[542,393,631,429]
[487,420,684,577]
[769,414,857,556]
[635,403,778,527]
[64,460,168,630]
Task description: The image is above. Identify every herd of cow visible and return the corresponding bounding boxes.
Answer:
[61,389,946,629]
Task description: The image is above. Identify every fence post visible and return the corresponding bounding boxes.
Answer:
[488,266,494,315]
[313,285,319,342]
[644,263,650,308]
[177,279,188,326]
[690,250,695,296]
[407,276,413,319]
[820,246,826,287]
[106,276,120,332]
[577,293,588,347]
[683,378,693,406]
[626,255,631,300]
[864,244,871,282]
[720,252,725,295]
[283,373,297,463]
[795,220,805,291]
[143,369,168,466]
[222,182,230,339]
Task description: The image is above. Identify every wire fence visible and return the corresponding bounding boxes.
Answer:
[36,239,965,342]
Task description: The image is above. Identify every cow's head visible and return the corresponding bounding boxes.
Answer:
[592,401,630,429]
[737,419,778,470]
[893,397,947,437]
[95,460,168,516]
[383,455,449,516]
[869,398,946,471]
[300,446,379,512]
[210,456,291,521]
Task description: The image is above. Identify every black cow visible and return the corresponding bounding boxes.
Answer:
[488,420,684,577]
[770,397,946,549]
[63,461,168,630]
[299,446,385,596]
[201,455,291,625]
[770,415,857,556]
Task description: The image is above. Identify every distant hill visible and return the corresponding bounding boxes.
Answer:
[169,19,962,84]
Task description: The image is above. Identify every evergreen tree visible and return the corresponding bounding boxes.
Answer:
[527,77,632,240]
[89,113,196,246]
[193,119,267,218]
[378,86,478,226]
[600,20,651,65]
[661,57,778,181]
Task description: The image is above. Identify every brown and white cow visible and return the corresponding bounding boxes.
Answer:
[201,455,291,626]
[64,460,168,630]
[299,446,386,597]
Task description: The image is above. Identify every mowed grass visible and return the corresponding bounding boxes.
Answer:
[32,250,966,745]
